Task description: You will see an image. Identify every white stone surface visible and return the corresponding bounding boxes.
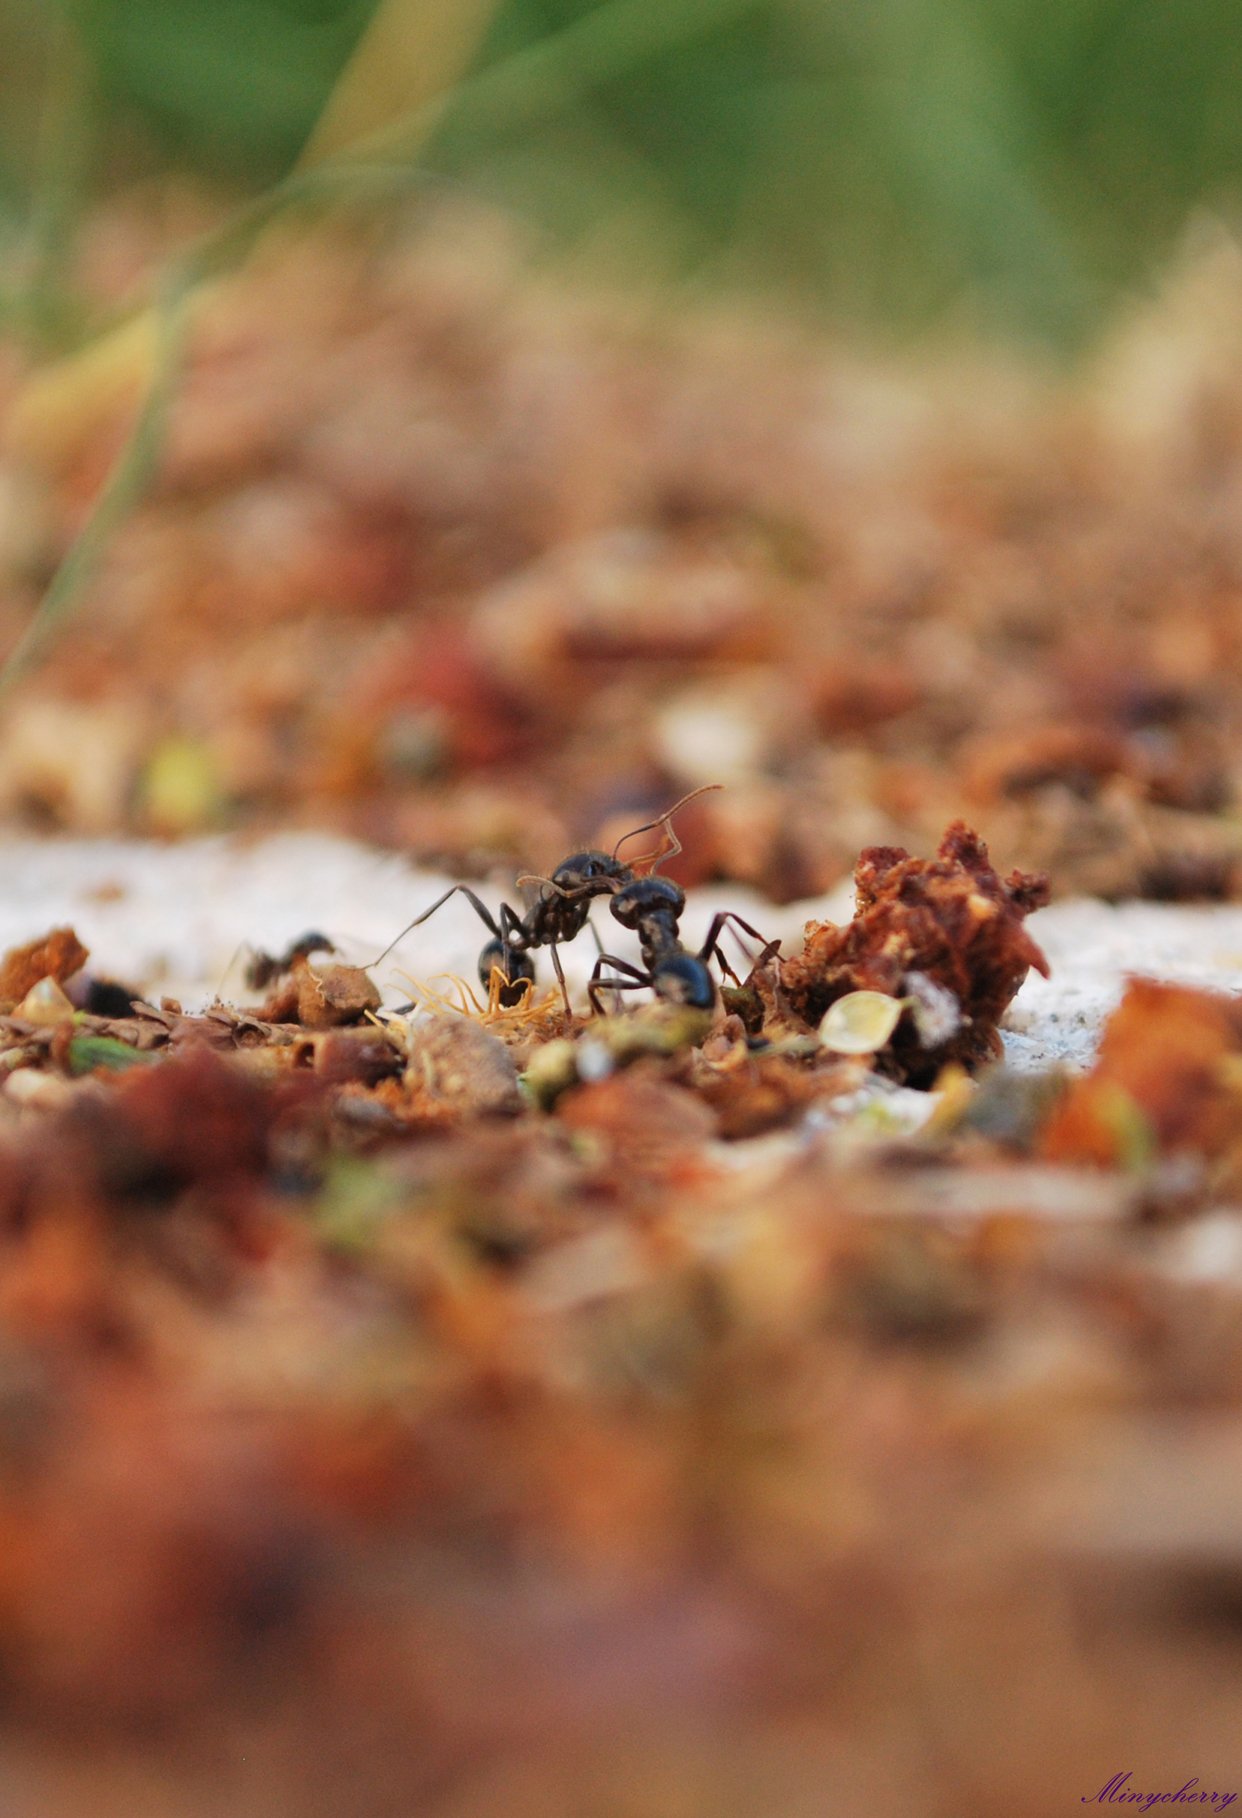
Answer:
[0,831,1239,1068]
[1002,897,1242,1070]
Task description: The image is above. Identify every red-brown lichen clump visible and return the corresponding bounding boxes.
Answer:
[776,821,1050,1082]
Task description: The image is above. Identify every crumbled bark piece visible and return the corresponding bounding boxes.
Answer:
[832,1226,988,1345]
[955,1066,1069,1152]
[810,659,922,736]
[697,1050,824,1139]
[49,1043,299,1204]
[776,821,1050,1083]
[1136,849,1239,902]
[311,1028,404,1087]
[556,1066,715,1181]
[407,1015,522,1117]
[255,980,300,1024]
[0,927,89,1007]
[167,1012,253,1051]
[292,961,381,1029]
[719,982,766,1035]
[89,1014,172,1054]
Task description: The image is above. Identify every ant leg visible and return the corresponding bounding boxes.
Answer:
[498,901,527,941]
[498,902,533,963]
[367,886,502,970]
[589,952,651,1025]
[216,940,251,1002]
[573,918,609,1013]
[696,913,745,984]
[495,900,542,997]
[587,954,649,1017]
[547,939,573,1015]
[698,912,781,985]
[589,974,650,1017]
[476,901,540,1005]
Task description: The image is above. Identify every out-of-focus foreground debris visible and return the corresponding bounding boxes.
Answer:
[0,831,1234,1812]
[6,208,1242,911]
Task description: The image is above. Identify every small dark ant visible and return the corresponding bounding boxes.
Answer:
[78,977,143,1018]
[367,787,719,1010]
[588,874,776,1015]
[244,931,338,992]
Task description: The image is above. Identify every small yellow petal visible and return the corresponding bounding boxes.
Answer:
[14,976,75,1025]
[819,991,906,1055]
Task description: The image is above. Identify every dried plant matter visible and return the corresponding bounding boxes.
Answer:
[0,868,1235,1816]
[777,821,1049,1081]
[0,927,88,1007]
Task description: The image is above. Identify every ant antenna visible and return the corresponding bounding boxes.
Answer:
[214,939,250,1003]
[610,783,721,873]
[513,870,628,903]
[514,873,581,900]
[367,918,423,972]
[515,784,722,896]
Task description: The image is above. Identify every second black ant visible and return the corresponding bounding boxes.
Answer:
[587,874,777,1014]
[243,931,338,992]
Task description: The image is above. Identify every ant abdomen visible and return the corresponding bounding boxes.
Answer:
[652,953,716,1010]
[478,939,536,1005]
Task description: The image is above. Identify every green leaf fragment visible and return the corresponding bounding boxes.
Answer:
[66,1035,157,1075]
[313,1158,406,1253]
[1095,1082,1157,1174]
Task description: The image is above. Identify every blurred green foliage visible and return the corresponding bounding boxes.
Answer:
[4,0,1242,345]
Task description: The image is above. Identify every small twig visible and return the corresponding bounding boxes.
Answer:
[19,8,94,349]
[0,272,190,694]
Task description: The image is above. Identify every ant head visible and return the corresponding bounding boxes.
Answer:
[550,850,625,893]
[478,939,536,1006]
[653,952,716,1011]
[516,850,625,910]
[610,875,685,929]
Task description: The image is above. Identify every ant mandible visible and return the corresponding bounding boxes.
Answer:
[367,785,719,1012]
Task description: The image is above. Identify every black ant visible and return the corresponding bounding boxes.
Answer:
[367,787,719,1011]
[243,931,338,992]
[587,874,776,1015]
